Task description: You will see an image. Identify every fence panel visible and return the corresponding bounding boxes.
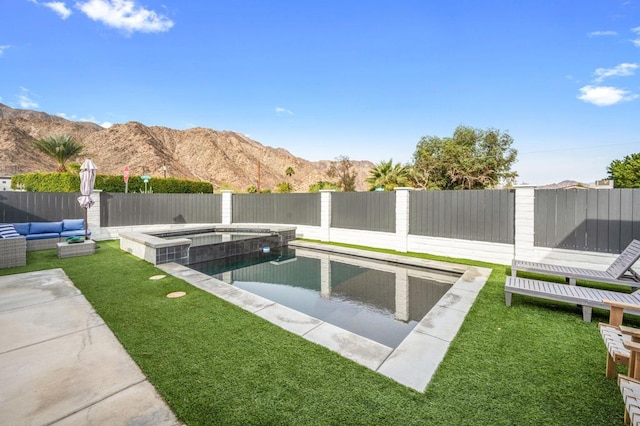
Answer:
[331,192,396,232]
[410,190,515,243]
[0,192,83,222]
[100,193,221,226]
[232,193,320,226]
[534,189,640,253]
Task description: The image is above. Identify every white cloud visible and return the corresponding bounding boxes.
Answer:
[57,111,113,128]
[633,27,640,47]
[43,2,72,19]
[275,107,293,115]
[76,0,174,34]
[594,62,638,82]
[17,88,39,109]
[588,30,617,37]
[577,85,639,106]
[0,45,10,56]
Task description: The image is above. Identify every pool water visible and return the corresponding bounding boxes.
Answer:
[189,247,460,348]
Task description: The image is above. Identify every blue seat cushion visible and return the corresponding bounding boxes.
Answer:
[62,219,85,231]
[0,224,21,239]
[29,221,63,234]
[61,229,91,237]
[13,223,30,236]
[26,233,60,240]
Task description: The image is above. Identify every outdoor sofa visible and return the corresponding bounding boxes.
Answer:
[6,219,90,251]
[0,224,26,268]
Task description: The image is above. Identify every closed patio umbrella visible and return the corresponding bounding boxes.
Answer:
[77,159,97,240]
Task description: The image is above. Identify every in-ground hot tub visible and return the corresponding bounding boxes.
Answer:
[119,225,296,265]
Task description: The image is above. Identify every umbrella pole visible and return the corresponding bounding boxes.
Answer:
[84,208,89,241]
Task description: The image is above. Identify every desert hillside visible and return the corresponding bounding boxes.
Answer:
[0,103,374,192]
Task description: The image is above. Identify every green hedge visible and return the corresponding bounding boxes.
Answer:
[11,173,213,193]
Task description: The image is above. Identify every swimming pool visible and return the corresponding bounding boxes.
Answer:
[189,246,460,348]
[158,241,491,391]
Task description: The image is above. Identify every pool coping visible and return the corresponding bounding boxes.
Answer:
[157,241,492,392]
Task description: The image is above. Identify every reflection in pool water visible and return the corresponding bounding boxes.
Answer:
[189,248,460,348]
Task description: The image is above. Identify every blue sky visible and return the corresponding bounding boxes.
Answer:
[1,0,639,185]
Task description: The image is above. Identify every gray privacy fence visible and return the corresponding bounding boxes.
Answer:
[100,193,222,227]
[0,192,84,222]
[232,193,321,226]
[534,189,640,254]
[410,189,515,244]
[331,191,396,232]
[5,189,640,256]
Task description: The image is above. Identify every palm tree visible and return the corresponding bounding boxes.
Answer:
[276,181,293,193]
[366,159,411,191]
[32,135,84,172]
[285,166,295,178]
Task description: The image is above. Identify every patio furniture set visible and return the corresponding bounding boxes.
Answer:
[0,219,93,268]
[506,239,640,425]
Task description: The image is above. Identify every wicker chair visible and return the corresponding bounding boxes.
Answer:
[0,236,27,268]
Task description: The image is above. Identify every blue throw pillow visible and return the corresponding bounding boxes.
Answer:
[0,224,21,239]
[13,223,30,235]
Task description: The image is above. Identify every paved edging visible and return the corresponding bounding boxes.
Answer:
[159,243,491,392]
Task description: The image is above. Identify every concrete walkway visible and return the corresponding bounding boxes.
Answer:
[0,269,180,426]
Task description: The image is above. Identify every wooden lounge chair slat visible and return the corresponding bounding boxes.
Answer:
[512,239,640,288]
[505,276,640,322]
[619,375,640,425]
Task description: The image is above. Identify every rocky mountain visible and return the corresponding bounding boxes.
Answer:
[0,103,374,192]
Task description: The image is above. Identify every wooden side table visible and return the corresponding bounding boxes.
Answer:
[56,240,96,258]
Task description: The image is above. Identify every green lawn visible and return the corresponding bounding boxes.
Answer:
[0,241,629,425]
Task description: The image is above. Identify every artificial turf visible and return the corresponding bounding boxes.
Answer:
[0,240,630,425]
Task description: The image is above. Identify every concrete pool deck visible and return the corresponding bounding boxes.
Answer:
[158,241,492,391]
[0,269,180,425]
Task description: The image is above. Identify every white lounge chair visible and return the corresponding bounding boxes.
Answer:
[504,276,640,322]
[512,239,640,288]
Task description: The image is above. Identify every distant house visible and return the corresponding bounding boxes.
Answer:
[0,175,12,191]
[537,179,614,190]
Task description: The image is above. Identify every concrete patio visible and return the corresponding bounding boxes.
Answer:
[0,269,180,425]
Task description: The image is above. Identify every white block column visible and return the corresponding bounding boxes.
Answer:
[514,185,536,261]
[221,190,233,225]
[320,190,334,242]
[88,189,102,239]
[395,188,412,253]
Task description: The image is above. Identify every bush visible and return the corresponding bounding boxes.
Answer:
[11,173,213,193]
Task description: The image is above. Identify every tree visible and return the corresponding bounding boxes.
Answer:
[607,152,640,188]
[308,181,340,192]
[411,125,517,190]
[285,166,295,178]
[31,135,84,172]
[366,159,411,191]
[275,182,293,193]
[327,155,357,191]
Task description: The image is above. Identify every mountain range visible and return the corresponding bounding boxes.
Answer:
[0,103,374,192]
